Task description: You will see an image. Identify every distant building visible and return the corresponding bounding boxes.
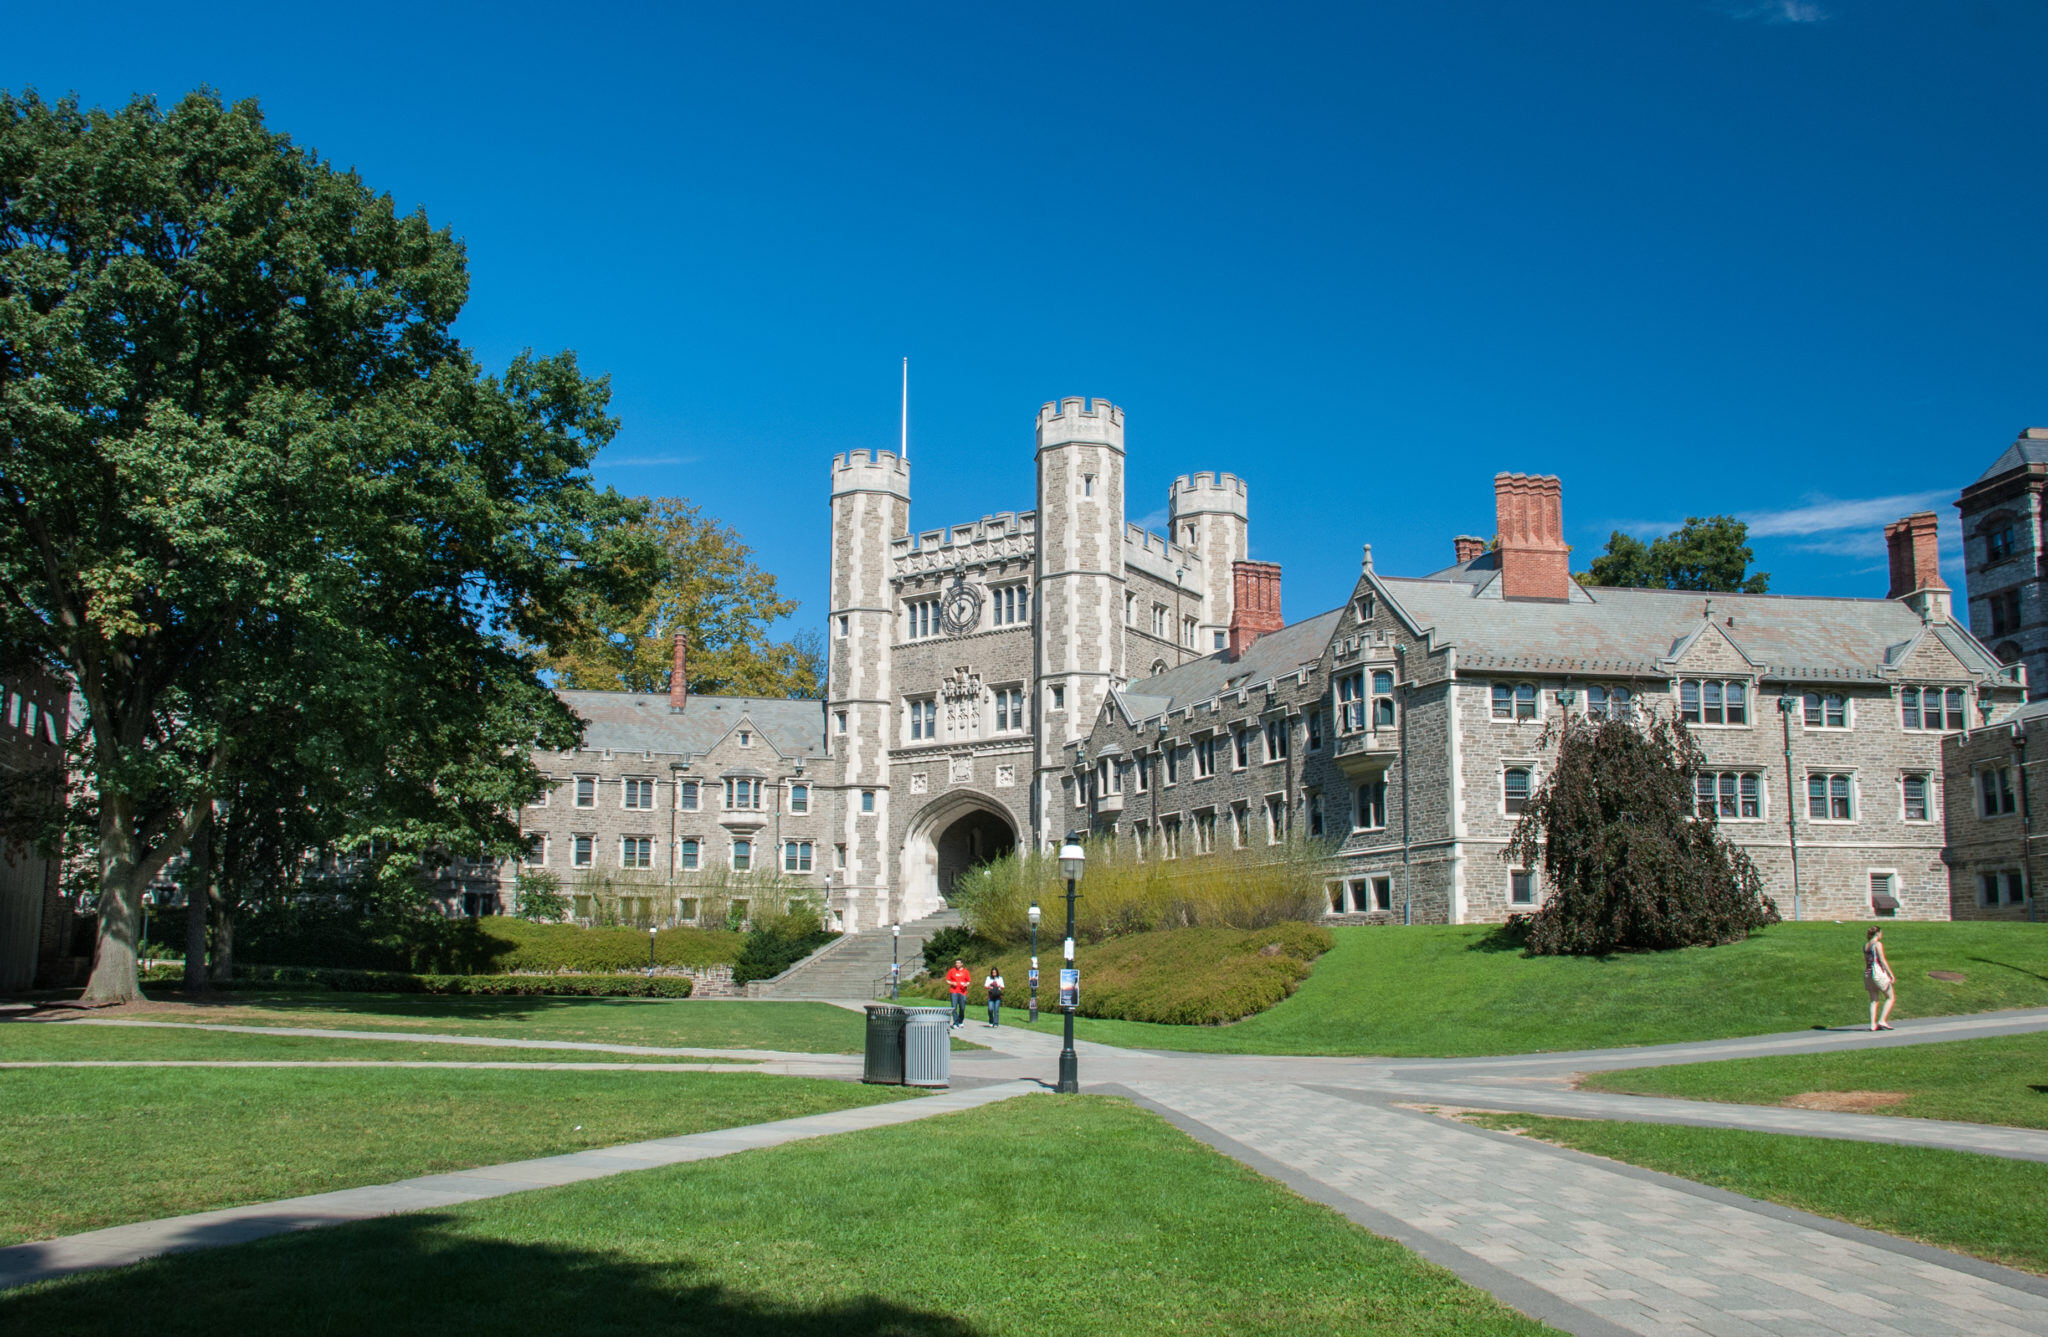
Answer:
[1074,473,2026,924]
[1957,427,2048,697]
[0,670,76,989]
[1942,699,2044,922]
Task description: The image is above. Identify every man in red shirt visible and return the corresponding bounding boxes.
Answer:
[944,959,972,1030]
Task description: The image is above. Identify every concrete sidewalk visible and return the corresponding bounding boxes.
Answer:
[0,1079,1035,1292]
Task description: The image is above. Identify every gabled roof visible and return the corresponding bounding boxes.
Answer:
[1114,608,1346,719]
[1380,578,2014,682]
[555,690,826,759]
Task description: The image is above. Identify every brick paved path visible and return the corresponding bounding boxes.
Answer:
[946,1010,2048,1335]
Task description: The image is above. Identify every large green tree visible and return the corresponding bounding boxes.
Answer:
[534,496,821,699]
[0,89,647,1001]
[1582,516,1770,593]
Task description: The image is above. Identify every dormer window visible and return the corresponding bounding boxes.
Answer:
[1679,679,1748,727]
[738,730,752,748]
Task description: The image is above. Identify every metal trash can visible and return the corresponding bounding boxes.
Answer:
[902,1007,952,1088]
[863,1004,907,1085]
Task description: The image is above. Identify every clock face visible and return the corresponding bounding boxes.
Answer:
[940,584,983,634]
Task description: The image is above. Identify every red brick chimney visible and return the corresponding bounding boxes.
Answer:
[1884,511,1951,622]
[1227,561,1284,659]
[1494,473,1572,602]
[1453,535,1486,566]
[668,631,689,712]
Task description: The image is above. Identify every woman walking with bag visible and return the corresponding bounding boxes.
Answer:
[983,968,1005,1026]
[1865,926,1896,1031]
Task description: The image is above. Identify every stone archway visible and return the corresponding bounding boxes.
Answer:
[900,790,1019,921]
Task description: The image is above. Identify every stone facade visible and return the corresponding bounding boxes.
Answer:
[0,669,76,989]
[1957,427,2048,697]
[1941,699,2045,922]
[1076,473,2027,926]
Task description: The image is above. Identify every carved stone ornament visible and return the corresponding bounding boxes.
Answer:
[939,570,984,635]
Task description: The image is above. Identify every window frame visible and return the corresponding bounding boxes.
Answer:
[1502,764,1534,816]
[1678,677,1751,727]
[571,834,595,869]
[620,836,654,870]
[1354,778,1388,832]
[1801,692,1849,730]
[1806,770,1857,823]
[622,777,656,811]
[1491,681,1539,722]
[731,838,753,871]
[1978,765,2018,818]
[574,775,598,809]
[1901,772,1934,824]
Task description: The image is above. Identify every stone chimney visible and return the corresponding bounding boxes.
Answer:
[668,631,689,712]
[1227,560,1284,660]
[1494,473,1571,601]
[1453,535,1487,566]
[1884,511,1951,622]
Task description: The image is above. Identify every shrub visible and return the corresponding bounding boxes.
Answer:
[904,921,1332,1025]
[920,925,999,975]
[953,836,1329,944]
[138,962,693,997]
[512,869,570,923]
[731,905,838,986]
[1508,713,1781,956]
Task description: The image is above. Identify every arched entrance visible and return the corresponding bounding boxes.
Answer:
[900,791,1019,921]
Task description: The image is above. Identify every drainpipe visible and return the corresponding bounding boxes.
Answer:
[2016,722,2036,923]
[1778,694,1803,922]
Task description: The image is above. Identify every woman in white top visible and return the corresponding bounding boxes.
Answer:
[1865,926,1896,1031]
[983,969,1005,1026]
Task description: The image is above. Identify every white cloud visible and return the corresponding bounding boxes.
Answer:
[1134,508,1169,533]
[1740,490,1953,539]
[597,453,697,468]
[1721,0,1827,23]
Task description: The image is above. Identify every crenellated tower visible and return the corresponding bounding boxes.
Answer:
[1034,397,1128,843]
[1168,471,1251,649]
[828,448,910,930]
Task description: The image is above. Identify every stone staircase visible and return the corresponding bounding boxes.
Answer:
[749,908,963,1001]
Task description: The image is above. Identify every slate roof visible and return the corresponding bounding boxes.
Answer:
[1379,577,2013,682]
[1974,433,2048,484]
[556,690,827,758]
[1114,608,1347,719]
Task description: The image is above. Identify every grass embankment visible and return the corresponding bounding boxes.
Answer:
[1001,921,2048,1057]
[0,1066,912,1246]
[1583,1030,2048,1128]
[906,922,1331,1025]
[119,995,872,1052]
[5,1096,1548,1336]
[0,1022,748,1064]
[1463,1113,2048,1276]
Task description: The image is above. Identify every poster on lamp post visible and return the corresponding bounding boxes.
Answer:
[1058,969,1079,1008]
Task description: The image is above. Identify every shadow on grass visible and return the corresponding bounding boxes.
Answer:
[1463,925,1531,956]
[126,990,779,1025]
[1,1212,983,1336]
[1967,957,2048,986]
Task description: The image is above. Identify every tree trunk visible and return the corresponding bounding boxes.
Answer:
[211,902,235,982]
[184,810,212,994]
[81,796,145,1004]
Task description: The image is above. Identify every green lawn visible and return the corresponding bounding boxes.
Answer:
[3,1096,1548,1336]
[1463,1113,2048,1276]
[0,1021,741,1064]
[996,921,2048,1057]
[128,993,870,1052]
[1582,1029,2048,1128]
[0,1067,912,1246]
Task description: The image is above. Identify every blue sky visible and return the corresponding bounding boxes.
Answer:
[11,1,2046,628]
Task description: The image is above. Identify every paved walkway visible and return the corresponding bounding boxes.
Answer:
[15,1005,2048,1333]
[0,1079,1032,1291]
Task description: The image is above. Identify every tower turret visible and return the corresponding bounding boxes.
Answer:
[1034,398,1127,843]
[828,448,910,929]
[1168,471,1251,650]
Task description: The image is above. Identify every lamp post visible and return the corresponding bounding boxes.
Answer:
[1027,900,1041,1023]
[648,924,658,976]
[1056,835,1085,1094]
[890,922,901,1000]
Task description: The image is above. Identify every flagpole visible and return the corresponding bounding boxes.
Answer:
[900,357,909,459]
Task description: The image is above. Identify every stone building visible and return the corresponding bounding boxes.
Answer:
[0,669,77,989]
[501,395,1251,934]
[1073,472,2026,925]
[1957,426,2048,694]
[1940,697,2044,922]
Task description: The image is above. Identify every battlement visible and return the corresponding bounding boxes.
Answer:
[1168,471,1249,518]
[1035,396,1125,451]
[830,449,912,497]
[1122,522,1202,569]
[889,509,1038,575]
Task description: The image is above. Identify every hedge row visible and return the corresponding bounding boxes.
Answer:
[905,921,1332,1026]
[146,905,743,974]
[138,962,693,998]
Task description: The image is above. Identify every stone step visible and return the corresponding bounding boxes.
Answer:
[750,907,966,1000]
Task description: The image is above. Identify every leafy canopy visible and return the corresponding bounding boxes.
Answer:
[1582,516,1770,593]
[0,88,649,1000]
[533,496,822,699]
[1506,714,1780,955]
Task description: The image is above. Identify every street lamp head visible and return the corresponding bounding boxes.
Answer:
[1058,838,1086,883]
[1027,901,1041,926]
[891,922,900,937]
[649,925,658,936]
